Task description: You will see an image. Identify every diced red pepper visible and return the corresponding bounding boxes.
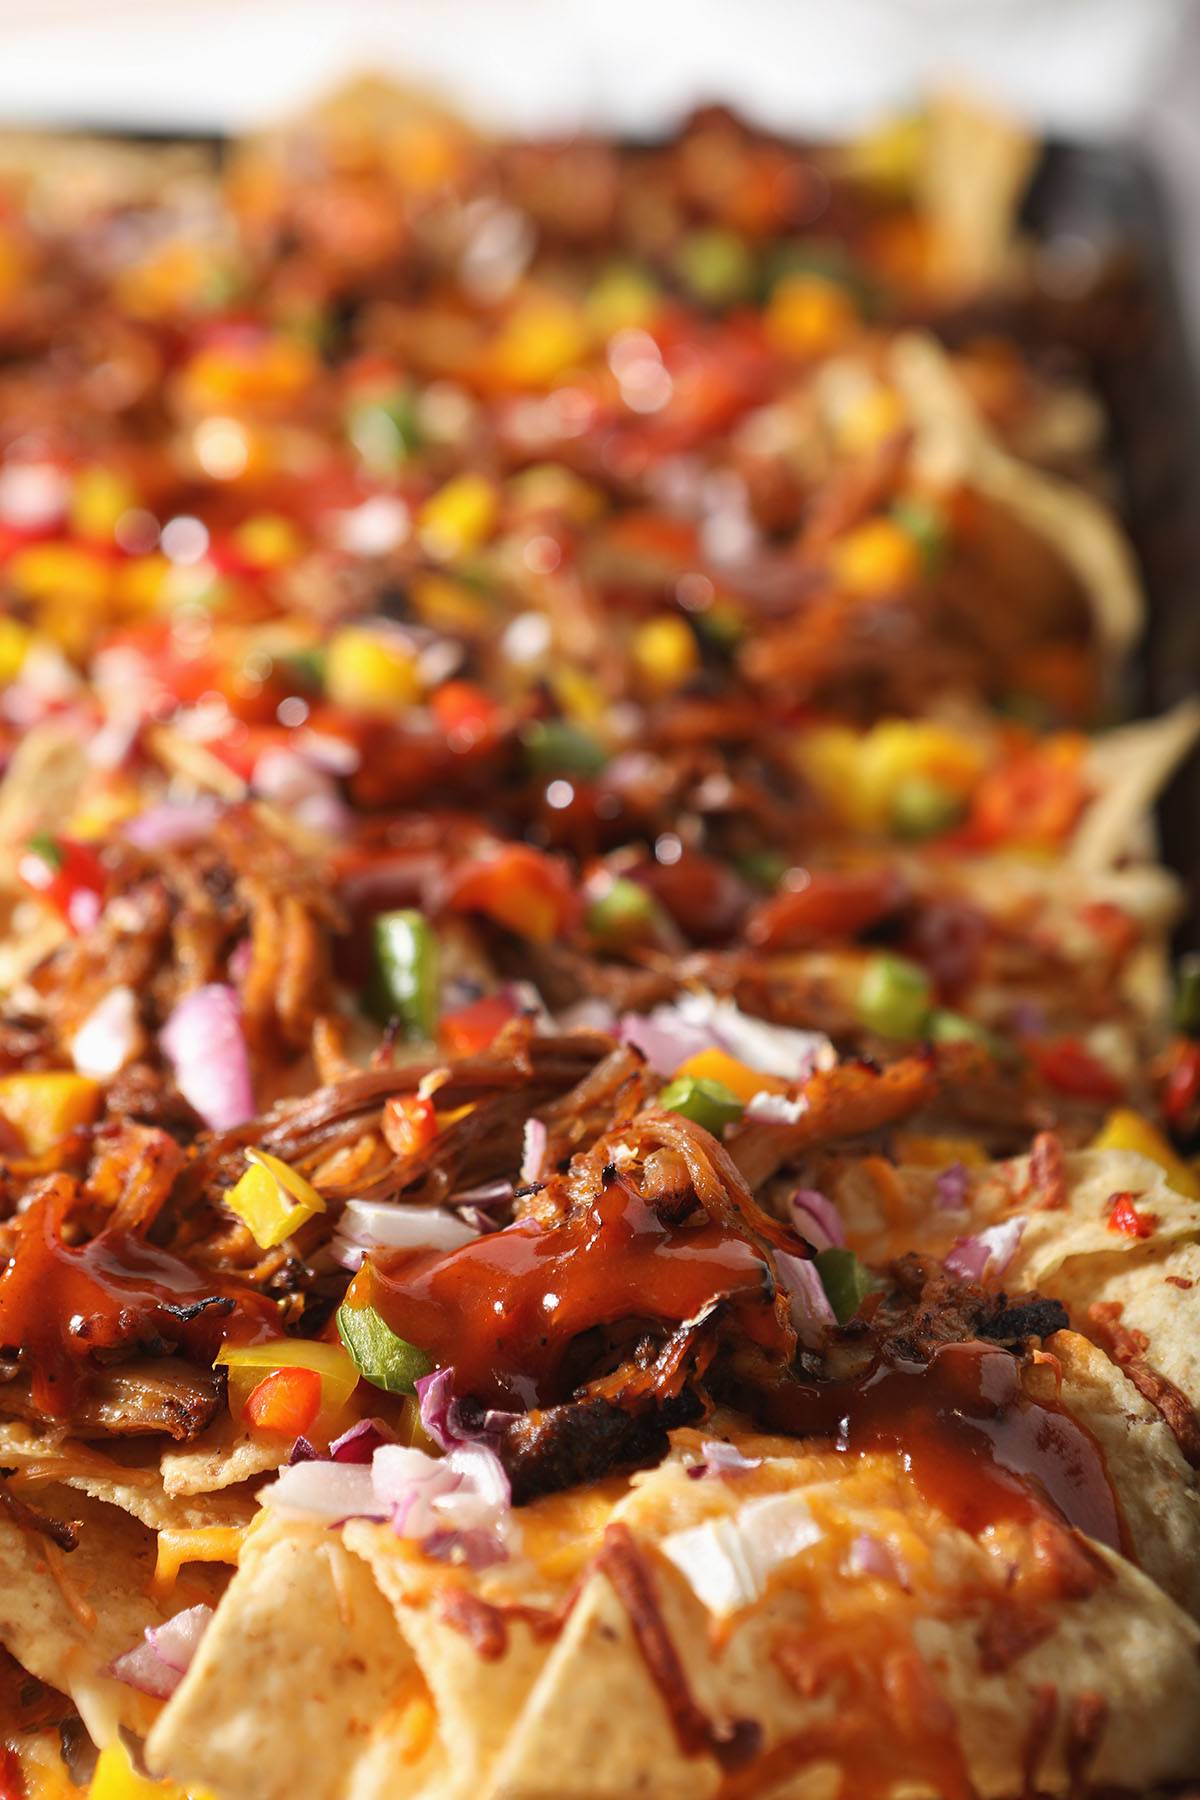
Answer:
[1106,1191,1158,1239]
[961,744,1087,850]
[747,867,908,951]
[16,835,106,934]
[1030,1038,1125,1105]
[242,1365,322,1437]
[382,1094,439,1160]
[439,992,521,1056]
[447,844,577,943]
[431,680,501,745]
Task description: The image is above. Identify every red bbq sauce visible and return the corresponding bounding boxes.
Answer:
[752,1340,1124,1553]
[0,1185,279,1416]
[349,1182,790,1409]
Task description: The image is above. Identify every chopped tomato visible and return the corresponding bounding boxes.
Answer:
[1030,1039,1124,1105]
[16,835,106,934]
[747,866,908,951]
[432,680,501,745]
[961,740,1087,850]
[440,991,521,1056]
[242,1364,322,1436]
[1106,1191,1158,1239]
[447,844,576,943]
[383,1094,438,1159]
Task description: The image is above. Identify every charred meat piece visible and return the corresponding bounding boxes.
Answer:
[501,1391,701,1506]
[0,1358,223,1442]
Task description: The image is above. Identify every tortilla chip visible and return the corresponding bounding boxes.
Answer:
[891,332,1143,664]
[1072,701,1200,875]
[0,1484,222,1750]
[1049,1329,1200,1619]
[160,1417,287,1497]
[0,1419,258,1531]
[919,92,1036,295]
[489,1444,1200,1799]
[148,1515,420,1800]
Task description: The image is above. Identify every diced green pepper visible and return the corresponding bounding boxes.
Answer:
[734,849,790,893]
[814,1247,877,1325]
[522,719,608,780]
[1174,954,1200,1036]
[927,1009,1002,1055]
[367,910,438,1038]
[676,229,757,307]
[890,498,946,570]
[856,953,932,1039]
[658,1076,744,1136]
[336,1302,432,1395]
[586,876,664,947]
[348,389,423,473]
[889,775,963,840]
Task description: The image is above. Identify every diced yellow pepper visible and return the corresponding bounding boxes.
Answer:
[506,464,607,525]
[409,572,491,634]
[485,296,591,388]
[836,384,907,455]
[418,473,499,561]
[0,614,30,683]
[631,615,699,694]
[842,115,925,195]
[0,1072,102,1156]
[830,518,923,597]
[88,1740,185,1799]
[113,554,170,615]
[216,1337,359,1415]
[893,1132,989,1170]
[765,274,858,358]
[586,266,661,335]
[325,625,422,711]
[153,1525,246,1596]
[551,665,606,728]
[70,466,138,542]
[66,777,143,840]
[8,543,111,607]
[672,1048,788,1103]
[1091,1109,1200,1200]
[857,721,984,825]
[224,1149,326,1249]
[232,513,303,569]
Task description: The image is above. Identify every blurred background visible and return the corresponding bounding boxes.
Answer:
[0,0,1196,328]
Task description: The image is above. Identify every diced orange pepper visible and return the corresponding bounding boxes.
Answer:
[671,1047,788,1102]
[439,992,521,1056]
[383,1094,439,1159]
[447,844,576,943]
[242,1365,322,1437]
[432,680,501,744]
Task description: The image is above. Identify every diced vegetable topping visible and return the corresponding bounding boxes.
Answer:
[224,1149,326,1249]
[337,1301,434,1395]
[367,909,439,1038]
[814,1247,877,1324]
[856,954,932,1039]
[657,1075,745,1135]
[523,718,608,779]
[242,1365,323,1436]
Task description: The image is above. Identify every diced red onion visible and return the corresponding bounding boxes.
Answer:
[160,984,254,1132]
[788,1189,846,1253]
[935,1162,972,1212]
[553,998,618,1034]
[662,1491,822,1616]
[124,799,220,851]
[112,1604,213,1698]
[331,1200,478,1270]
[415,1367,516,1453]
[617,1008,714,1076]
[944,1216,1026,1284]
[328,1417,396,1464]
[846,1533,908,1588]
[520,1117,548,1185]
[684,993,834,1082]
[455,1204,504,1235]
[685,1440,763,1480]
[745,1091,808,1126]
[264,1460,385,1522]
[288,1436,317,1464]
[452,1179,514,1207]
[774,1251,837,1349]
[297,730,361,776]
[252,746,350,838]
[420,1528,509,1570]
[70,985,139,1080]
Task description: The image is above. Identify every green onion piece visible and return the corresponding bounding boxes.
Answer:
[856,953,932,1039]
[336,1302,432,1395]
[1174,954,1200,1036]
[676,229,757,307]
[586,876,664,947]
[814,1248,877,1325]
[367,910,438,1038]
[522,719,608,780]
[657,1076,744,1136]
[347,389,423,473]
[889,775,963,840]
[890,498,945,570]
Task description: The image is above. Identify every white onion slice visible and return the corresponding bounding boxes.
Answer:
[71,986,139,1079]
[662,1492,822,1616]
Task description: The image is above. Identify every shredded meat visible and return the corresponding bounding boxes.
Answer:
[502,1392,700,1506]
[876,1256,1068,1365]
[1086,1302,1200,1468]
[0,1360,222,1441]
